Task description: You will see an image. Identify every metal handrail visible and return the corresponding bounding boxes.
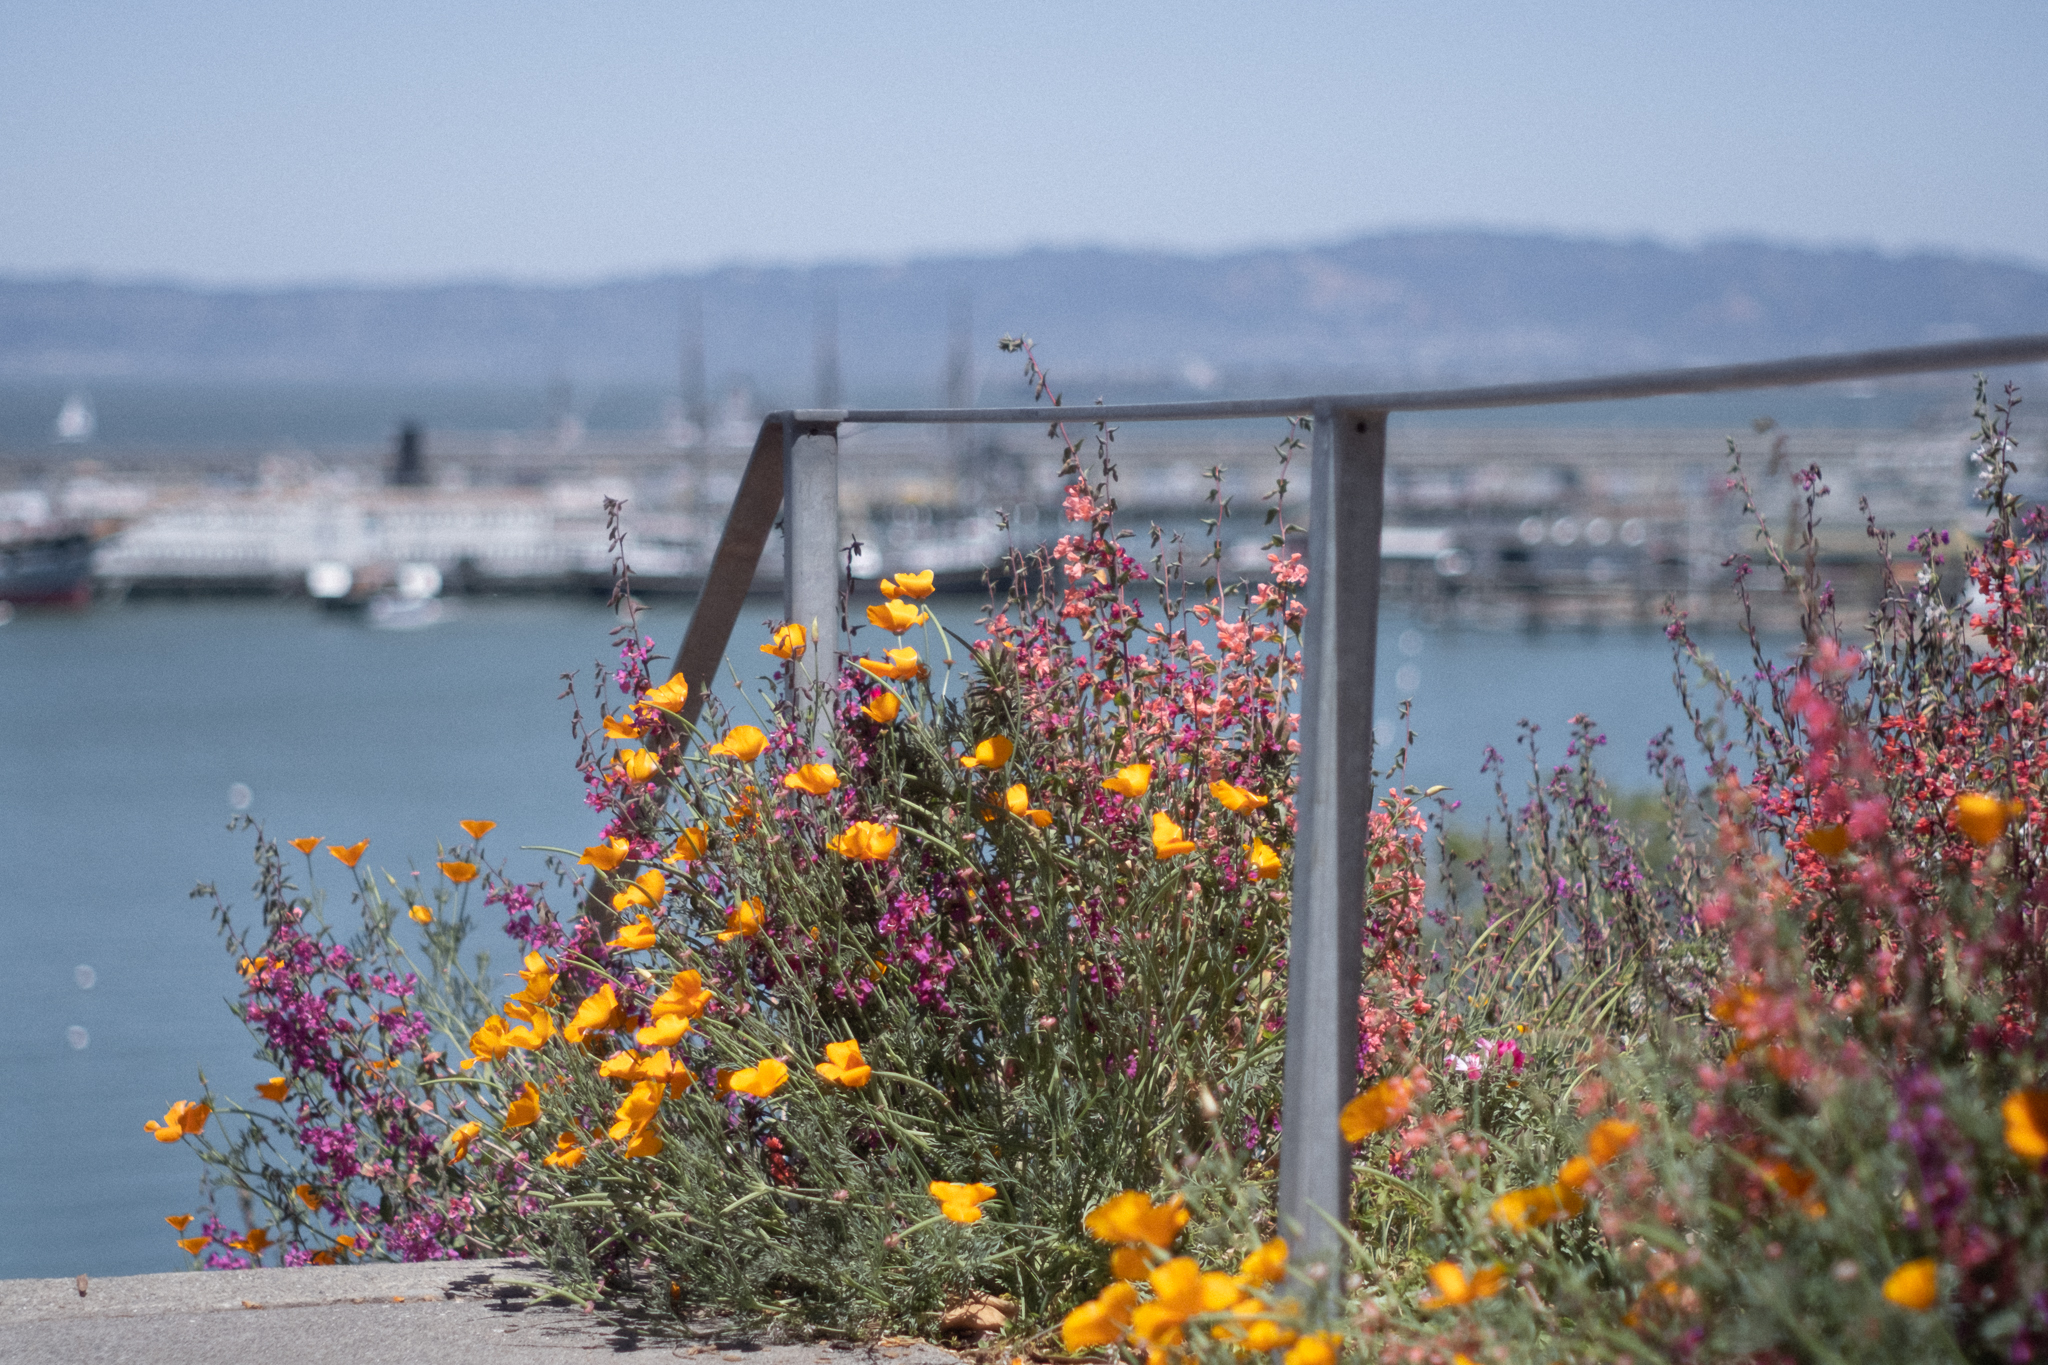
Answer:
[666,331,2048,1268]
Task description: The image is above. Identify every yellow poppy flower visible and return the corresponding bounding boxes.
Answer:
[327,840,369,868]
[255,1077,288,1102]
[502,1000,554,1049]
[165,1214,194,1231]
[230,1227,270,1255]
[564,984,630,1044]
[1245,1316,1302,1353]
[1062,1281,1138,1350]
[1587,1118,1641,1165]
[177,1234,210,1255]
[638,674,690,714]
[1101,763,1153,797]
[669,827,709,862]
[960,736,1014,769]
[1210,779,1270,812]
[1956,792,2024,846]
[826,821,899,861]
[928,1180,998,1223]
[1247,837,1284,882]
[444,1121,483,1162]
[727,1058,791,1099]
[408,904,433,924]
[1238,1236,1288,1286]
[437,860,478,884]
[1555,1156,1595,1214]
[1131,1256,1242,1348]
[462,1016,510,1069]
[607,1078,666,1140]
[293,1183,321,1213]
[618,748,661,784]
[783,763,841,795]
[717,898,766,942]
[605,914,659,952]
[856,646,922,681]
[459,819,496,839]
[708,725,769,760]
[1883,1258,1939,1311]
[1802,824,1850,857]
[624,1125,666,1158]
[510,952,557,1006]
[603,712,644,740]
[503,1082,542,1130]
[577,837,631,871]
[1284,1333,1340,1365]
[287,836,321,855]
[611,869,667,913]
[541,1132,587,1169]
[762,623,807,659]
[1490,1184,1564,1232]
[2005,1089,2048,1163]
[1111,1246,1153,1281]
[747,1059,800,1097]
[1151,811,1197,859]
[815,1039,872,1087]
[1340,1076,1415,1142]
[880,570,936,600]
[866,599,928,635]
[1003,784,1054,826]
[635,1014,691,1048]
[860,690,901,723]
[649,970,712,1020]
[1419,1261,1505,1309]
[1083,1191,1189,1248]
[145,1100,211,1143]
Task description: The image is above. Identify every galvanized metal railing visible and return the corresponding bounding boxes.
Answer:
[665,331,2048,1269]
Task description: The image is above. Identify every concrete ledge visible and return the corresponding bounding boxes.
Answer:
[0,1260,968,1364]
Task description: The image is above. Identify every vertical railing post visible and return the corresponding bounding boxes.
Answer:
[782,415,842,736]
[1276,403,1388,1271]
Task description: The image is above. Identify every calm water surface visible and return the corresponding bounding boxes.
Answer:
[0,591,1764,1279]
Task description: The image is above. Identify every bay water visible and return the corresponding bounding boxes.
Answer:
[0,590,1754,1280]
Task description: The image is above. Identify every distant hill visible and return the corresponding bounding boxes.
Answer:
[3,231,2045,402]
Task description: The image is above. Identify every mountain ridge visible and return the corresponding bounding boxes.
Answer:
[4,230,2045,400]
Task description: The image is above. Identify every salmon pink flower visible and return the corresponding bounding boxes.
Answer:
[708,725,768,760]
[761,623,807,659]
[1101,764,1153,797]
[327,840,369,868]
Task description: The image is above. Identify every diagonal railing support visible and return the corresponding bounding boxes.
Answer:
[669,417,785,729]
[1277,404,1388,1268]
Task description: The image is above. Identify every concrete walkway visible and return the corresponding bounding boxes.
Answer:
[0,1259,968,1364]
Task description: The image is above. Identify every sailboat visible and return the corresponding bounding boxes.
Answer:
[53,393,96,444]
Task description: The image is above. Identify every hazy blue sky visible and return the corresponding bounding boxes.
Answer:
[3,1,2045,283]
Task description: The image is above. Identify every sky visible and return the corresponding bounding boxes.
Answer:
[2,1,2046,284]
